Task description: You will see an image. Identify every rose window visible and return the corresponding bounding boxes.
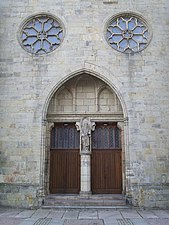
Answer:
[19,14,64,55]
[106,14,151,53]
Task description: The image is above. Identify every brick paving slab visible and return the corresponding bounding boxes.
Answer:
[0,218,23,225]
[130,219,149,225]
[30,209,50,219]
[0,209,23,218]
[120,209,142,218]
[137,210,159,218]
[103,218,119,225]
[15,210,36,218]
[98,209,122,219]
[47,210,65,219]
[63,219,104,225]
[0,208,169,225]
[78,210,98,219]
[152,210,169,218]
[50,219,64,225]
[62,210,79,219]
[145,219,169,225]
[19,218,39,225]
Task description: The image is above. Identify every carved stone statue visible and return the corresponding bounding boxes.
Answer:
[76,117,96,153]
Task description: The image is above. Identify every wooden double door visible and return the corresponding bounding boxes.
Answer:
[49,122,122,194]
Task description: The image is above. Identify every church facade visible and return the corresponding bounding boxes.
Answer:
[0,0,169,208]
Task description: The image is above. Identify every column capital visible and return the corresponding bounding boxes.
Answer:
[124,117,129,126]
[117,121,124,130]
[42,119,47,126]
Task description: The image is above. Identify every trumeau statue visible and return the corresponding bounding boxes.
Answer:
[75,117,96,153]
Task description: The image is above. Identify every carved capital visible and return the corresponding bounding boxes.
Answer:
[124,117,129,126]
[47,122,55,132]
[42,119,47,126]
[91,122,96,132]
[75,121,80,131]
[117,122,124,130]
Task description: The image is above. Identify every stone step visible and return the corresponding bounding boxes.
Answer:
[42,194,127,209]
[44,199,126,206]
[44,194,125,200]
[42,205,130,209]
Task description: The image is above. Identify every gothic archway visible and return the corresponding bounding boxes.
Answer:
[41,71,129,198]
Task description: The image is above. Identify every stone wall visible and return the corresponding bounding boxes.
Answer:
[0,0,169,208]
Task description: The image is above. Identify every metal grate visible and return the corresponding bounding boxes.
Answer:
[117,218,134,225]
[33,218,52,225]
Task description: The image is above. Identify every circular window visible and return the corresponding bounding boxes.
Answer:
[19,14,64,55]
[106,13,151,53]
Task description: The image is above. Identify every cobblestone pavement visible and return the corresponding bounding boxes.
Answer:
[0,207,169,225]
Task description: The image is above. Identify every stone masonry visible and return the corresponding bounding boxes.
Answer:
[0,0,169,208]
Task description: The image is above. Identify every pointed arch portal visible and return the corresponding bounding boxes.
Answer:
[44,72,127,196]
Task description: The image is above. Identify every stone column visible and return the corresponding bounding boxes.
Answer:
[38,121,54,205]
[37,119,47,205]
[45,122,54,195]
[123,117,132,204]
[117,121,125,194]
[76,117,96,196]
[80,154,91,196]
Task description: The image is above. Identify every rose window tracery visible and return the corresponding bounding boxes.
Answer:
[106,14,151,53]
[19,14,64,54]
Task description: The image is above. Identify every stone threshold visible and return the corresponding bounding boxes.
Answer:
[42,194,128,209]
[41,205,130,209]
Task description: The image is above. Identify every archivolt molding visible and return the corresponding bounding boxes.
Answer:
[97,85,108,96]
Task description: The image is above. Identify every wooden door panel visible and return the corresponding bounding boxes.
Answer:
[92,150,122,194]
[91,123,122,194]
[49,123,80,194]
[50,150,80,194]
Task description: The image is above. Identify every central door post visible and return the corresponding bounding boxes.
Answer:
[76,117,96,196]
[80,154,91,196]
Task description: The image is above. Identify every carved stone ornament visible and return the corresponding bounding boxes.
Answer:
[106,13,151,53]
[75,117,96,154]
[19,13,64,55]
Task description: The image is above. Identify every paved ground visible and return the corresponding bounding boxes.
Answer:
[0,207,169,225]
